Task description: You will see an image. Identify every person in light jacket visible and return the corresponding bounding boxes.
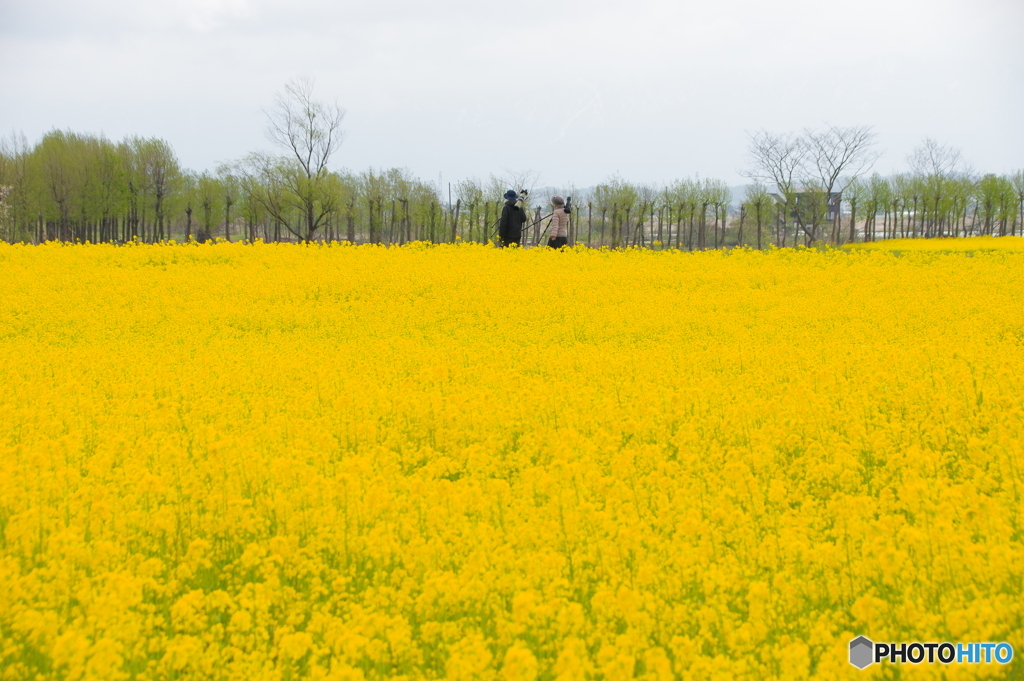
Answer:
[498,189,526,247]
[548,195,569,248]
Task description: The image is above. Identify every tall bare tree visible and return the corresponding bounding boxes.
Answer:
[261,77,346,240]
[908,138,963,179]
[804,125,879,196]
[744,130,805,196]
[746,125,877,243]
[804,124,878,240]
[744,130,805,244]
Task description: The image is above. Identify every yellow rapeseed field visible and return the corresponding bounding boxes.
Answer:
[846,236,1024,252]
[1,241,1022,681]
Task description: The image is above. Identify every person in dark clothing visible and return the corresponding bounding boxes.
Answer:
[498,189,526,247]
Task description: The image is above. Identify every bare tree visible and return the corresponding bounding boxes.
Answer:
[743,130,805,196]
[907,138,963,179]
[744,131,805,244]
[262,77,345,240]
[746,125,877,243]
[496,169,540,199]
[267,77,345,178]
[805,125,878,240]
[804,125,879,194]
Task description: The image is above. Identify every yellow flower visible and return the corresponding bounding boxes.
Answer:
[500,642,538,681]
[1,241,1022,680]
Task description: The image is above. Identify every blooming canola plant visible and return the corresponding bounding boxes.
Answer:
[0,240,1022,680]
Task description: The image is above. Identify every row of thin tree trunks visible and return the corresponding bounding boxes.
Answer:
[18,202,1023,247]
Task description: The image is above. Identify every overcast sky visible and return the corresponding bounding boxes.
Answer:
[1,0,1022,188]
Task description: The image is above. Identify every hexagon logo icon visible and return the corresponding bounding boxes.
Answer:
[849,636,874,669]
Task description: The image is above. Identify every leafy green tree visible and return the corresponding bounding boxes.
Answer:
[745,183,772,249]
[236,176,268,242]
[889,173,914,239]
[907,138,966,238]
[359,167,389,243]
[180,171,198,241]
[92,137,128,242]
[863,174,888,242]
[703,179,731,248]
[383,168,420,244]
[948,174,976,237]
[1012,170,1024,236]
[139,138,180,241]
[326,170,360,243]
[977,174,1016,236]
[631,184,658,247]
[217,165,240,241]
[454,178,484,243]
[118,137,151,241]
[842,178,869,244]
[0,133,32,241]
[590,182,614,247]
[195,172,223,242]
[409,177,441,243]
[977,175,1003,236]
[664,178,699,250]
[592,176,637,248]
[34,130,78,240]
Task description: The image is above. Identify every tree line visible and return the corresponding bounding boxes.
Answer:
[0,130,447,246]
[0,80,1021,248]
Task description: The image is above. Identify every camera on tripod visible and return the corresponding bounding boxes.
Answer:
[565,196,572,214]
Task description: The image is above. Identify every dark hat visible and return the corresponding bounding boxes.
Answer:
[504,190,518,200]
[551,195,565,207]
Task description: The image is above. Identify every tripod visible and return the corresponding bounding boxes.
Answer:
[490,212,554,246]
